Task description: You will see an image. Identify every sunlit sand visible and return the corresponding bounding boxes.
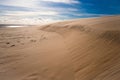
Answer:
[0,16,120,80]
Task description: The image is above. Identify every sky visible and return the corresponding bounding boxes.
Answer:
[0,0,120,25]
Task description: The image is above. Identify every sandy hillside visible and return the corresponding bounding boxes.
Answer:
[0,15,120,80]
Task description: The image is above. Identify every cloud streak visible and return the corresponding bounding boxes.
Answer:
[0,0,38,8]
[2,11,58,17]
[42,0,80,4]
[0,0,79,8]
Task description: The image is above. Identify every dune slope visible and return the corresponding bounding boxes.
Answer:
[0,15,120,80]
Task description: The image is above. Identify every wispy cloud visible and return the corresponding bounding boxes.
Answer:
[0,0,38,8]
[42,0,80,4]
[0,0,79,8]
[2,11,58,17]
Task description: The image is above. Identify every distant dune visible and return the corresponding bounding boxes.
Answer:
[0,15,120,80]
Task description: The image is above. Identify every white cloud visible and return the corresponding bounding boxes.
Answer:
[0,16,61,25]
[42,0,79,4]
[3,11,58,17]
[0,10,61,24]
[0,0,79,8]
[0,0,39,8]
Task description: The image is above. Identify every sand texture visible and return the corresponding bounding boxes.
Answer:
[0,15,120,80]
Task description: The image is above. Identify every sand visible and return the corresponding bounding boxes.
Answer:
[0,15,120,80]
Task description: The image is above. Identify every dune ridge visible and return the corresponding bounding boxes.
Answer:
[0,15,120,80]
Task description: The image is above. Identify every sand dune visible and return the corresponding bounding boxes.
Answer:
[0,15,120,80]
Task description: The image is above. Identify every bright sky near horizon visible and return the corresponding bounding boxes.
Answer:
[0,0,120,24]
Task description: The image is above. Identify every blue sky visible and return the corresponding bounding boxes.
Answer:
[0,0,120,24]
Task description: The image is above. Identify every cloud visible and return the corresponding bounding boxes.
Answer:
[2,11,58,17]
[0,16,61,25]
[0,0,79,8]
[0,0,39,8]
[42,0,80,4]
